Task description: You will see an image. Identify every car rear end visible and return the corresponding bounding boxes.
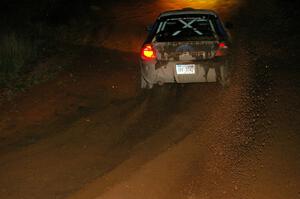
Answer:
[140,9,231,89]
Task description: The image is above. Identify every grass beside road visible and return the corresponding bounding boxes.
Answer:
[0,0,95,103]
[0,32,38,87]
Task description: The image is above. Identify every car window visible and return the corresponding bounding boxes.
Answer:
[154,15,221,42]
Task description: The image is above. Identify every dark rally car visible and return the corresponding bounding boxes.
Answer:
[140,8,233,89]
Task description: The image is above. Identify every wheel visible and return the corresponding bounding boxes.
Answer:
[141,76,153,89]
[219,62,231,88]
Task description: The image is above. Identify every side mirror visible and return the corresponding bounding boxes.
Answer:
[145,25,153,33]
[225,22,234,29]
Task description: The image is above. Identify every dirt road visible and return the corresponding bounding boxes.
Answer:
[0,0,299,198]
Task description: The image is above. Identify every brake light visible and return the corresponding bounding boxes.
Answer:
[141,44,156,61]
[215,42,228,57]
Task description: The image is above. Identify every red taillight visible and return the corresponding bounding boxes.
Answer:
[219,42,228,48]
[215,42,229,57]
[141,44,156,61]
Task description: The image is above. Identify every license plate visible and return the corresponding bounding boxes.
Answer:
[176,64,195,75]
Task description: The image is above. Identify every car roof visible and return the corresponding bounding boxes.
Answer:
[158,8,218,19]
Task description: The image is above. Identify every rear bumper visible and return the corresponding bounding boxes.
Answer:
[140,59,228,84]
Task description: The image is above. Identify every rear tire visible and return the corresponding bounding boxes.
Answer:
[141,76,153,89]
[219,62,231,88]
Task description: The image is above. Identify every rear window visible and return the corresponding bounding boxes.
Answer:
[154,15,220,42]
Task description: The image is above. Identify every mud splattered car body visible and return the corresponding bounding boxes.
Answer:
[140,9,232,88]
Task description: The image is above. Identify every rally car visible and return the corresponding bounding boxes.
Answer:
[140,8,232,89]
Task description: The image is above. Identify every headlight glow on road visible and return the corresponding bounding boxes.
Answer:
[96,0,241,52]
[159,0,217,9]
[158,0,240,19]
